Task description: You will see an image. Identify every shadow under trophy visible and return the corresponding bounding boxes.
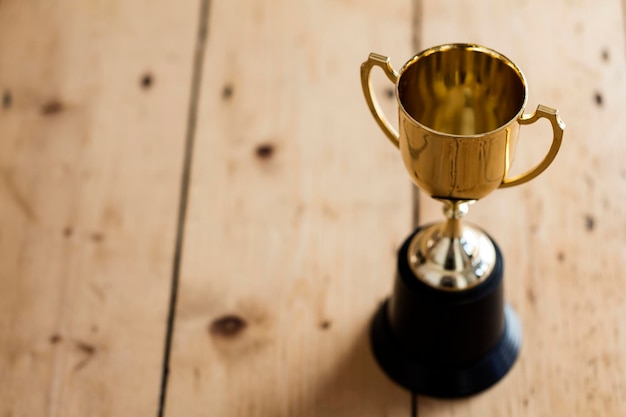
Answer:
[361,43,564,397]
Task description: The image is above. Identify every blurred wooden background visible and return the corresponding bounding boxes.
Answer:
[1,0,625,416]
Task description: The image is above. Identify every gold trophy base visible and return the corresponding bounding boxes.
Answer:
[407,200,497,291]
[371,226,522,397]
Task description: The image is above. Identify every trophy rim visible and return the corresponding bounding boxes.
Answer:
[394,43,529,139]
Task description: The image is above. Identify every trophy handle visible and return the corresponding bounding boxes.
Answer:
[360,53,400,148]
[499,105,565,188]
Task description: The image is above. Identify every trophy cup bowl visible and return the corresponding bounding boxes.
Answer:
[361,44,564,397]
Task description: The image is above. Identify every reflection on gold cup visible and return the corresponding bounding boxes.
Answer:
[361,44,564,290]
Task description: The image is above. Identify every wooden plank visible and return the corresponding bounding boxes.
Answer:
[417,0,626,415]
[165,0,416,415]
[0,1,198,415]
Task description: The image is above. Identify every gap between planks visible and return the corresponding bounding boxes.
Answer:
[157,0,212,416]
[411,0,422,414]
[411,0,423,232]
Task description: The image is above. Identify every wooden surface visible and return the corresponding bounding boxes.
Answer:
[165,0,413,415]
[1,0,626,416]
[0,1,198,415]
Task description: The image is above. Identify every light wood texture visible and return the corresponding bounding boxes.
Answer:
[417,0,626,416]
[0,1,197,415]
[3,0,626,416]
[164,0,415,416]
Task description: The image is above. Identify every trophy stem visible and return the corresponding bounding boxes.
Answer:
[407,199,496,290]
[441,200,471,239]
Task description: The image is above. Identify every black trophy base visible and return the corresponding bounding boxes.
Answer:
[371,227,522,398]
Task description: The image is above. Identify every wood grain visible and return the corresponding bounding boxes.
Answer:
[0,1,198,415]
[164,0,416,416]
[417,0,626,415]
[3,0,626,416]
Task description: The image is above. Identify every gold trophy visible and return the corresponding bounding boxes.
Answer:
[361,44,564,397]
